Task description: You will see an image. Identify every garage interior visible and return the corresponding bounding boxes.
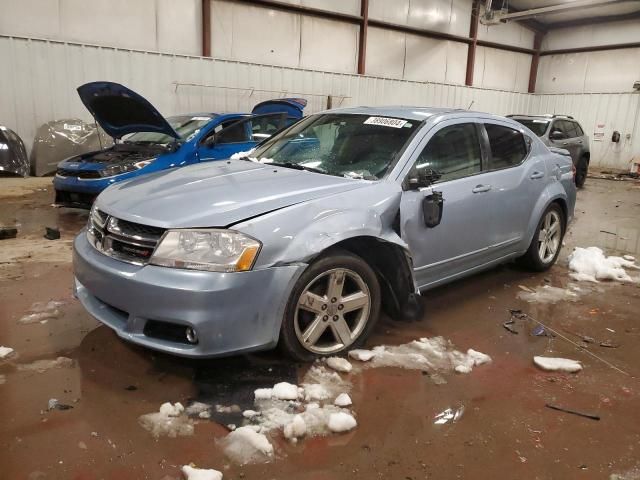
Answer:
[1,0,640,479]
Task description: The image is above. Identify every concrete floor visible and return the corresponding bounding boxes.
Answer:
[1,176,639,480]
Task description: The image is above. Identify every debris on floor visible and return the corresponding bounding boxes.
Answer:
[0,346,15,359]
[138,402,195,438]
[44,227,60,240]
[181,465,223,480]
[18,300,64,324]
[218,426,274,465]
[0,227,18,240]
[433,406,464,425]
[534,356,583,373]
[17,356,73,373]
[545,403,600,421]
[517,284,581,304]
[48,398,73,411]
[568,246,638,282]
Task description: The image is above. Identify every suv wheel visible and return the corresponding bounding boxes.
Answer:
[280,250,381,361]
[575,156,589,188]
[519,203,565,271]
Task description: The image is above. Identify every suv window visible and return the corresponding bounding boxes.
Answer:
[410,123,481,183]
[561,120,578,138]
[573,122,584,136]
[485,124,527,170]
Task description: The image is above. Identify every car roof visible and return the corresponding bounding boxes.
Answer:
[508,114,575,120]
[321,106,460,121]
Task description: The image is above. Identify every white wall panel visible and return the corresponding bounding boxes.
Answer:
[157,0,202,56]
[542,20,640,51]
[299,17,358,73]
[474,47,532,92]
[368,0,410,25]
[406,0,471,37]
[276,0,360,16]
[365,27,406,78]
[477,6,535,49]
[0,0,61,38]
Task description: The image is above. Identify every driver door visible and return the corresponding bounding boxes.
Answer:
[399,121,495,289]
[197,113,287,161]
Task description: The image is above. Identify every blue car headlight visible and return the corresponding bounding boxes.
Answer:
[150,229,261,272]
[100,159,154,178]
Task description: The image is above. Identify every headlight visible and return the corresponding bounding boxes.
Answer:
[150,229,261,272]
[100,159,154,177]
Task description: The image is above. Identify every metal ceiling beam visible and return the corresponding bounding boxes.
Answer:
[541,41,640,55]
[544,9,640,29]
[233,0,363,23]
[492,0,628,21]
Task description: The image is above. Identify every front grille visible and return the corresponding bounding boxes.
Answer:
[55,190,97,209]
[88,209,165,265]
[57,168,101,179]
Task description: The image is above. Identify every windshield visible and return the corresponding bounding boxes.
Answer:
[513,118,550,137]
[248,113,419,179]
[124,115,215,144]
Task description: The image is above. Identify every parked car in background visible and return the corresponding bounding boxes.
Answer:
[74,107,576,361]
[0,126,29,177]
[54,81,306,208]
[508,114,590,188]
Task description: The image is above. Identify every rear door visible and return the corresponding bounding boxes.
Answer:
[399,120,495,288]
[550,120,580,165]
[197,113,287,161]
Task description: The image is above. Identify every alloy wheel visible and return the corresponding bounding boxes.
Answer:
[294,268,371,355]
[537,210,562,263]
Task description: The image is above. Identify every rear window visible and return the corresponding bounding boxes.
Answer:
[512,118,549,137]
[485,124,528,170]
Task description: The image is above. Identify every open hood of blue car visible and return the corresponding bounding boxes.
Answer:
[77,82,180,140]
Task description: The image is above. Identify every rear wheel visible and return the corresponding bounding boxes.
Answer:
[575,156,589,188]
[518,203,565,271]
[279,251,381,362]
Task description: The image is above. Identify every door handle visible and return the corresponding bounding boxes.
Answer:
[472,184,492,193]
[561,142,569,146]
[530,171,545,179]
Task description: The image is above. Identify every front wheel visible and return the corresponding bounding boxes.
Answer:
[279,251,381,362]
[518,204,565,271]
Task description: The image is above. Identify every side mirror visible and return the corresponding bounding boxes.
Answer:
[203,135,216,147]
[408,168,442,190]
[423,191,444,228]
[549,130,565,141]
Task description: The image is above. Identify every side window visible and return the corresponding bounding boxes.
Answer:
[550,120,565,138]
[250,114,286,141]
[410,123,481,183]
[562,120,578,138]
[573,122,584,136]
[216,120,251,144]
[485,124,527,170]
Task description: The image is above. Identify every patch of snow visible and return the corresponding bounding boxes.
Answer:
[304,383,330,401]
[327,412,357,433]
[283,414,306,441]
[272,382,299,400]
[139,402,194,438]
[334,393,352,407]
[181,465,223,480]
[254,388,273,400]
[533,356,582,373]
[219,426,274,465]
[17,356,73,373]
[348,349,375,362]
[243,410,259,419]
[326,357,352,373]
[623,255,635,262]
[185,402,211,416]
[434,406,464,425]
[0,346,14,359]
[569,246,638,283]
[517,285,581,304]
[230,148,255,160]
[18,301,64,325]
[467,349,492,366]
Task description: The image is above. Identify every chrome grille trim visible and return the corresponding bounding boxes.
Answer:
[88,209,165,265]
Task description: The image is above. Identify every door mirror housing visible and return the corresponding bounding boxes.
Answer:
[422,191,444,228]
[549,130,565,141]
[408,168,442,190]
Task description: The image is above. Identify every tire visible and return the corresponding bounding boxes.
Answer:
[279,250,381,362]
[518,203,565,272]
[575,156,589,188]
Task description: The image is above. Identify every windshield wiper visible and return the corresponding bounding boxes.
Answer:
[268,162,328,175]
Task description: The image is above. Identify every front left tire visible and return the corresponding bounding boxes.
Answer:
[279,250,381,362]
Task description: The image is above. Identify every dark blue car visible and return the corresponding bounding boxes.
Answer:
[53,81,306,208]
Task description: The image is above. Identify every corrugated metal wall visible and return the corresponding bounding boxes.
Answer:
[530,93,640,170]
[0,35,530,157]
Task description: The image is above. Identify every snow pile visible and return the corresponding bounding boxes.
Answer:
[517,285,581,304]
[272,382,301,400]
[304,383,331,401]
[230,148,255,160]
[18,300,64,325]
[334,393,352,407]
[327,412,357,433]
[283,414,306,441]
[348,349,375,362]
[218,426,274,464]
[568,247,639,283]
[181,465,223,480]
[326,357,352,373]
[138,402,194,438]
[348,337,492,374]
[0,346,14,359]
[533,356,582,373]
[17,356,73,373]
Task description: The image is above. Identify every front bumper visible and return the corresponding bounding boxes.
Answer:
[73,232,305,358]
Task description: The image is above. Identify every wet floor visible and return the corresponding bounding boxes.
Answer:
[1,176,640,479]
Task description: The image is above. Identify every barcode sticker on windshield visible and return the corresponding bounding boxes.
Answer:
[364,117,407,128]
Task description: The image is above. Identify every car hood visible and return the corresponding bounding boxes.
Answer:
[77,82,179,139]
[96,160,370,228]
